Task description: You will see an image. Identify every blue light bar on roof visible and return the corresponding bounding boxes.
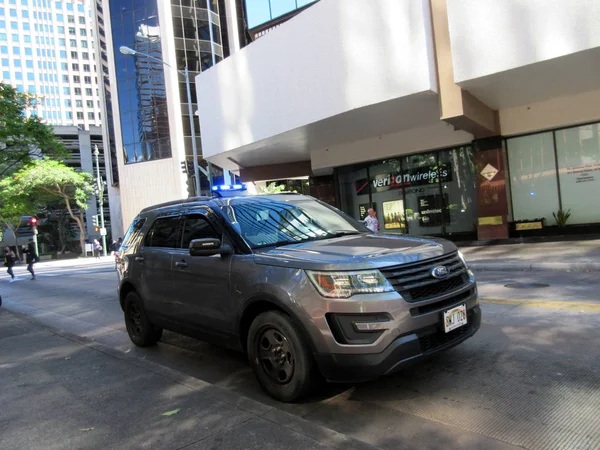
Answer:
[212,183,247,192]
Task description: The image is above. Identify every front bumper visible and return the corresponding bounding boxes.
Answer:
[314,305,481,383]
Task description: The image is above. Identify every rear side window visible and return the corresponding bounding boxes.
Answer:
[121,216,146,250]
[181,215,220,249]
[144,216,181,248]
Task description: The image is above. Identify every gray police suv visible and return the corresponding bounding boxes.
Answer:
[117,194,480,402]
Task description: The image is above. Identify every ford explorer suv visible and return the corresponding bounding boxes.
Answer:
[116,194,480,402]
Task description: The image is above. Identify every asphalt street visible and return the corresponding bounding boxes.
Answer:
[1,261,600,449]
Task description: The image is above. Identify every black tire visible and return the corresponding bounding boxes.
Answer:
[247,310,316,402]
[124,291,163,347]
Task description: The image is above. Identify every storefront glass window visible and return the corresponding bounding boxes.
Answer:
[507,132,559,224]
[338,167,370,223]
[337,145,477,238]
[369,159,406,234]
[555,123,600,225]
[399,153,443,236]
[438,146,478,235]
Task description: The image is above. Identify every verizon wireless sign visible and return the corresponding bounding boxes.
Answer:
[355,165,452,194]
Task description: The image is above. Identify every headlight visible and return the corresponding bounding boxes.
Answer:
[457,250,469,268]
[457,251,475,280]
[306,270,394,298]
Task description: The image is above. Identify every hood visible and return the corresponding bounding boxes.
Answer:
[253,234,457,271]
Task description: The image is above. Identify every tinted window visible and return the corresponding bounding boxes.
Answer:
[181,215,220,249]
[122,216,146,249]
[145,216,181,248]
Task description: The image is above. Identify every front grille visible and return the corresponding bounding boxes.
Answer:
[381,252,468,302]
[410,288,474,316]
[418,312,475,354]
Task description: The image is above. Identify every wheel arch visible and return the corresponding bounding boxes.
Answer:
[237,295,317,355]
[118,281,138,311]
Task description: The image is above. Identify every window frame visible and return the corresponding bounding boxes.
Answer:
[180,211,222,250]
[143,213,183,249]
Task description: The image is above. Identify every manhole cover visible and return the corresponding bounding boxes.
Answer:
[504,283,550,289]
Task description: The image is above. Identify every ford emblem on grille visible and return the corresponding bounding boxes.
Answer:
[431,266,450,279]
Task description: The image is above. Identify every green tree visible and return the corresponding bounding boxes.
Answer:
[0,181,34,259]
[37,201,76,255]
[5,160,95,256]
[0,83,66,177]
[258,182,289,194]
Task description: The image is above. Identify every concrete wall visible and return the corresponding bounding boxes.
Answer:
[447,0,600,84]
[195,0,437,161]
[311,122,472,171]
[500,88,600,136]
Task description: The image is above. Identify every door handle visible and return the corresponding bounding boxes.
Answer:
[175,260,188,269]
[135,256,145,262]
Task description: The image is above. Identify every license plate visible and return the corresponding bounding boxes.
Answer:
[443,304,467,333]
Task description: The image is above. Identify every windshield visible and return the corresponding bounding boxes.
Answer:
[220,197,368,248]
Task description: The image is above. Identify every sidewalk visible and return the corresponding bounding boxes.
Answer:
[23,239,600,273]
[0,308,375,450]
[459,239,600,272]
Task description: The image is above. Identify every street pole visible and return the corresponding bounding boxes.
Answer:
[119,46,205,196]
[205,0,216,193]
[184,66,202,196]
[93,145,107,256]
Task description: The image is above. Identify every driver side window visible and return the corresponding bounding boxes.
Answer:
[181,215,220,249]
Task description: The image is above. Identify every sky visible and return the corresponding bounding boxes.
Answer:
[244,0,317,29]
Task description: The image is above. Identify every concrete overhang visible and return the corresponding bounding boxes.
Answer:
[447,0,600,110]
[195,0,439,173]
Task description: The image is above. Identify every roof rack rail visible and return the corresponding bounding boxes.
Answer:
[139,196,212,214]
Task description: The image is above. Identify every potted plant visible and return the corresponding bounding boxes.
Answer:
[553,209,571,228]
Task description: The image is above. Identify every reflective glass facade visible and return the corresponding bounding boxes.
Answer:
[110,0,171,163]
[245,0,316,29]
[109,0,224,166]
[171,0,223,163]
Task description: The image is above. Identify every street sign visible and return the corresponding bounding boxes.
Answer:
[100,227,107,236]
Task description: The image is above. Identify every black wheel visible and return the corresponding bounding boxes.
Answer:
[247,311,316,402]
[124,291,162,347]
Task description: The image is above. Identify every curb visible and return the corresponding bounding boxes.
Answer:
[469,262,600,272]
[0,305,378,450]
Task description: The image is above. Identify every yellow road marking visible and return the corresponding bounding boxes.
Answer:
[481,297,600,311]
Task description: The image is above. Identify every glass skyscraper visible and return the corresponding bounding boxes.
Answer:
[106,0,226,182]
[0,0,103,128]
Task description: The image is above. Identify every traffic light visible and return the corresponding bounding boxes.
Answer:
[94,226,100,233]
[92,215,99,227]
[29,217,38,227]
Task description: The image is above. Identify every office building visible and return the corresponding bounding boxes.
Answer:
[0,0,102,128]
[195,0,600,241]
[100,0,253,229]
[0,0,120,242]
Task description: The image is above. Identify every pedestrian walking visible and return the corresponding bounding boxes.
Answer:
[363,207,380,233]
[3,246,17,282]
[93,239,102,259]
[23,239,38,280]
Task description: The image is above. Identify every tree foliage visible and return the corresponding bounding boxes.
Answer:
[37,201,76,255]
[0,182,34,258]
[0,83,66,177]
[2,160,95,256]
[258,182,289,194]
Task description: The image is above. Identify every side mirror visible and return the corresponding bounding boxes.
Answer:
[189,238,233,257]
